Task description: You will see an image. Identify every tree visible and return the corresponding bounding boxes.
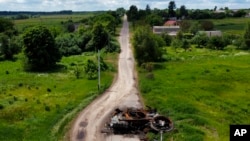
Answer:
[0,17,14,33]
[214,6,217,11]
[116,7,126,17]
[146,4,151,15]
[180,5,188,18]
[127,5,138,22]
[0,17,16,37]
[23,26,62,71]
[93,13,117,34]
[181,39,190,51]
[0,34,21,60]
[132,26,164,65]
[145,14,163,26]
[243,22,250,49]
[191,32,209,48]
[168,1,176,17]
[91,23,109,51]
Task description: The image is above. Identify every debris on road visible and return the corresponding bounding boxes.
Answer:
[102,107,173,140]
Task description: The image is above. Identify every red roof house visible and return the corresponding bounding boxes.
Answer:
[164,20,178,26]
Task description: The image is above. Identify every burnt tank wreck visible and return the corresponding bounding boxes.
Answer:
[102,107,174,141]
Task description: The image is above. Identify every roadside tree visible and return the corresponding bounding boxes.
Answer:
[127,5,138,22]
[132,26,164,65]
[89,23,109,51]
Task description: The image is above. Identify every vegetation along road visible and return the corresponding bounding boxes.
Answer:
[69,15,142,141]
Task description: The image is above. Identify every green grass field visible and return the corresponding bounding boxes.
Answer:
[14,13,94,32]
[0,52,117,141]
[212,18,250,35]
[139,48,250,141]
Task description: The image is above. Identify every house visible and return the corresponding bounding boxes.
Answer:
[153,26,180,36]
[164,20,178,26]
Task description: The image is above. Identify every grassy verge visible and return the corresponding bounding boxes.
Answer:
[0,52,117,141]
[139,48,250,141]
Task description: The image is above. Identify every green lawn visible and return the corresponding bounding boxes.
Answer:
[139,48,250,141]
[0,52,117,141]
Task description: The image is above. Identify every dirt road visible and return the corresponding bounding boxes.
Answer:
[69,15,142,141]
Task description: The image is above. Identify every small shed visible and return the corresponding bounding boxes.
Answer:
[199,31,222,37]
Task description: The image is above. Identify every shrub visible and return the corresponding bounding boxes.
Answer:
[47,88,51,93]
[207,36,225,50]
[45,105,50,111]
[0,104,4,110]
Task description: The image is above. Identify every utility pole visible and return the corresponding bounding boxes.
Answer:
[98,49,101,91]
[160,131,163,141]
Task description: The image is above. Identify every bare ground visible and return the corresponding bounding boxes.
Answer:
[69,15,142,141]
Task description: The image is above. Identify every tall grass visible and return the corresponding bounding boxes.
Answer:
[139,48,250,141]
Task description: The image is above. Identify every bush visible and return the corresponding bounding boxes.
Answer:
[191,32,209,48]
[161,33,172,46]
[45,105,50,111]
[0,104,4,110]
[207,36,225,50]
[84,59,98,80]
[55,33,82,56]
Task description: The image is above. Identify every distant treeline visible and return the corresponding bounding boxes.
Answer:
[0,10,104,16]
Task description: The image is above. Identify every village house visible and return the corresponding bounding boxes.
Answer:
[153,20,180,36]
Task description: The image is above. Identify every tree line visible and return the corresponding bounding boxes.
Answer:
[127,1,248,22]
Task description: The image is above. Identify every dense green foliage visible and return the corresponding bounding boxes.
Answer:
[0,17,15,35]
[0,34,21,60]
[132,26,165,65]
[0,17,21,60]
[55,33,82,56]
[23,26,62,71]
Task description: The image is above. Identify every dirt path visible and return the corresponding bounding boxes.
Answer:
[69,15,142,141]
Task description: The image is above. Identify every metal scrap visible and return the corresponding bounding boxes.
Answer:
[102,107,173,140]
